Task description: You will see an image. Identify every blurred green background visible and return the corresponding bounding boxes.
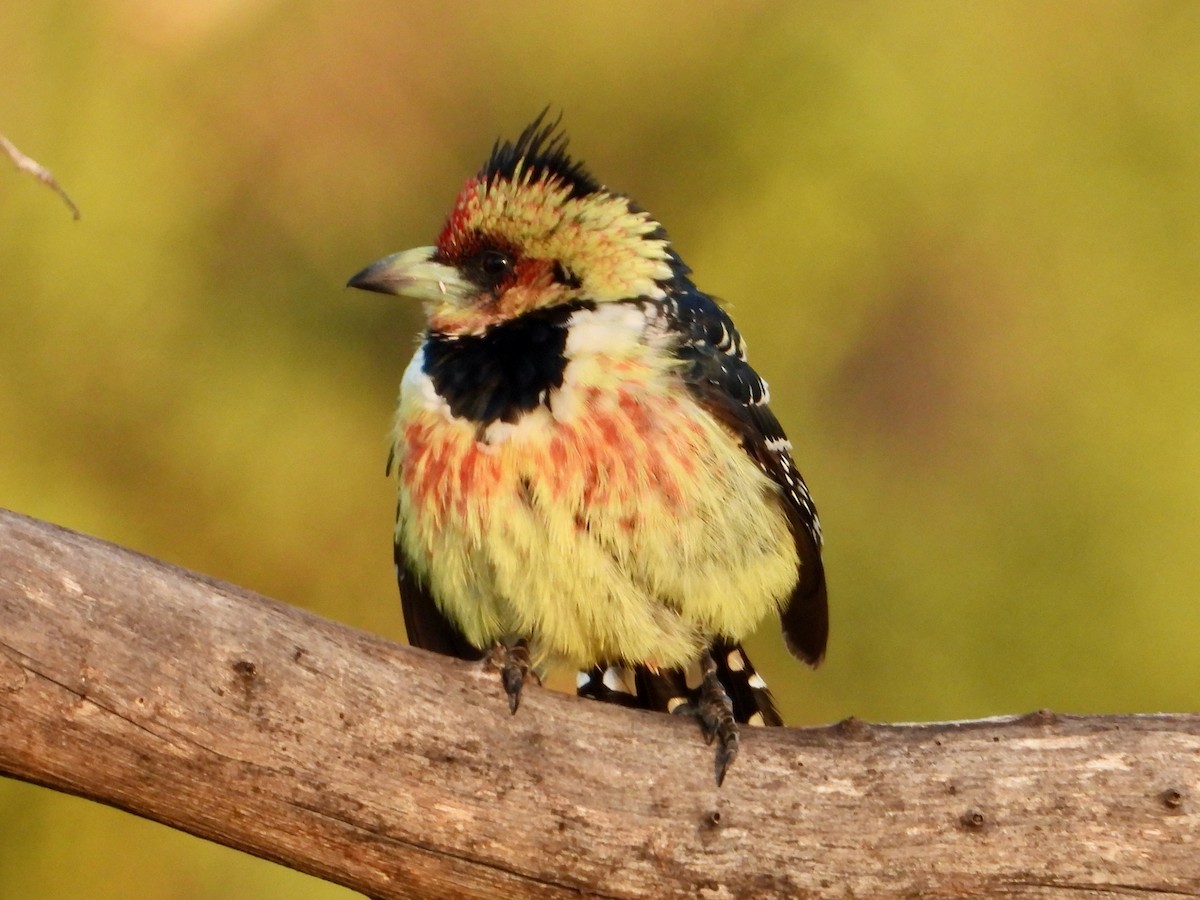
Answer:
[3,1,1198,897]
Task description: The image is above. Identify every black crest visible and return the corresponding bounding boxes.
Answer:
[482,109,601,200]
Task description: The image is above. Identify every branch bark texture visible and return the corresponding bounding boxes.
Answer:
[0,508,1197,898]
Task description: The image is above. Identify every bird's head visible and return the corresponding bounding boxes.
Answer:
[348,114,679,334]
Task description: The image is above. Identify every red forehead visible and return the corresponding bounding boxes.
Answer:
[436,176,485,261]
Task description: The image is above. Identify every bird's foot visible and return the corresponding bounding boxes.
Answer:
[485,640,540,714]
[671,651,739,786]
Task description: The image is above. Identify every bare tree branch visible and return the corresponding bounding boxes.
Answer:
[1,133,80,219]
[1,506,1198,898]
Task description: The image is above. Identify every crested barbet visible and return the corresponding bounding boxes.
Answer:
[348,113,827,785]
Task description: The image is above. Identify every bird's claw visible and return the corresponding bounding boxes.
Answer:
[672,651,740,786]
[486,640,540,713]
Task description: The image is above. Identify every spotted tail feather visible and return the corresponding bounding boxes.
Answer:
[576,638,782,726]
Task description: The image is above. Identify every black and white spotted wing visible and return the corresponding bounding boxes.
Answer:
[667,286,829,667]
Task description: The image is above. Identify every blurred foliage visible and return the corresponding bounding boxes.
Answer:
[2,1,1199,896]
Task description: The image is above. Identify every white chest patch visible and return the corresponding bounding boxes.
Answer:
[549,303,656,424]
[563,303,650,357]
[400,346,450,417]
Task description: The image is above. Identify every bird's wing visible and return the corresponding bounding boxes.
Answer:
[669,289,829,665]
[395,542,485,661]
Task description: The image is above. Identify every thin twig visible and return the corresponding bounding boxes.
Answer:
[1,132,81,219]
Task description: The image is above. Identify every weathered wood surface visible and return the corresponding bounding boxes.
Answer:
[1,507,1197,898]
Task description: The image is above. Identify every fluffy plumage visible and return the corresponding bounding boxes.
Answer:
[349,112,827,783]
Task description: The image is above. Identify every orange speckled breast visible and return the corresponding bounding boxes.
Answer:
[400,386,704,528]
[392,367,797,668]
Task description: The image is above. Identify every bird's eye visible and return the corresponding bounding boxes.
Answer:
[479,250,513,279]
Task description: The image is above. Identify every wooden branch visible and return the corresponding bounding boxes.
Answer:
[1,507,1197,899]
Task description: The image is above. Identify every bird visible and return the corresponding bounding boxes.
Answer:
[347,113,827,785]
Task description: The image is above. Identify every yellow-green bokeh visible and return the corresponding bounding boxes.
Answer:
[3,2,1198,896]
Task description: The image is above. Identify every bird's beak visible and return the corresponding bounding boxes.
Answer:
[346,246,469,304]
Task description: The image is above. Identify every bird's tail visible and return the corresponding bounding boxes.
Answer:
[575,637,783,726]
